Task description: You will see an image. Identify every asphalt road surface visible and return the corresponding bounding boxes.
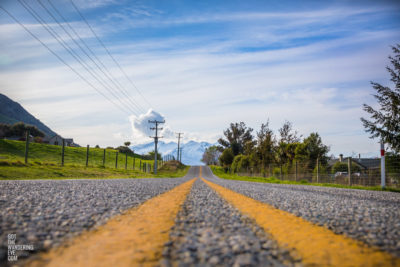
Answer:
[1,166,399,266]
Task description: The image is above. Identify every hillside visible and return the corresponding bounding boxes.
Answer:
[0,93,56,137]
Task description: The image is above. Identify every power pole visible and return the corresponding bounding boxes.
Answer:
[149,119,165,174]
[176,132,183,162]
[179,148,183,162]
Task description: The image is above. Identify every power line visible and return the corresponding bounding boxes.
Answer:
[69,0,153,110]
[18,0,139,115]
[44,0,147,114]
[22,0,140,115]
[37,0,145,115]
[0,5,130,116]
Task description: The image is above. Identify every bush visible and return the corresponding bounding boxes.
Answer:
[34,136,43,143]
[116,146,133,155]
[332,161,361,173]
[231,154,251,172]
[219,148,234,167]
[231,155,243,172]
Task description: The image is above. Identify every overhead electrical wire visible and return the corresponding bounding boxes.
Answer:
[0,5,131,116]
[34,0,144,115]
[69,0,153,110]
[17,0,140,115]
[43,0,147,114]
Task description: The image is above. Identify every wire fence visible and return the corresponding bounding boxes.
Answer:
[0,139,163,173]
[234,157,400,188]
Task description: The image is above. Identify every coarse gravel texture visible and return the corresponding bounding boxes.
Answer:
[203,167,400,257]
[0,170,194,265]
[160,178,301,267]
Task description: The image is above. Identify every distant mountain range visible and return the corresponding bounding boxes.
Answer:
[133,140,216,166]
[0,93,57,137]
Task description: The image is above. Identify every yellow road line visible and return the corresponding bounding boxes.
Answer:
[27,179,196,267]
[203,178,400,267]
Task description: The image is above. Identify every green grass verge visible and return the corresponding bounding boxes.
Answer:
[210,166,400,193]
[0,140,189,180]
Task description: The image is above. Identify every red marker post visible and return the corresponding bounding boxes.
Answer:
[380,142,385,189]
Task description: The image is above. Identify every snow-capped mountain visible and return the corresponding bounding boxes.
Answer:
[132,140,216,166]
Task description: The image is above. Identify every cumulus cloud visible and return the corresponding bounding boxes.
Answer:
[129,109,175,144]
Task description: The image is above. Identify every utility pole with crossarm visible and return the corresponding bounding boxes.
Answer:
[149,120,165,174]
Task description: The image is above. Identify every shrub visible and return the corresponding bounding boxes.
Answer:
[332,161,361,173]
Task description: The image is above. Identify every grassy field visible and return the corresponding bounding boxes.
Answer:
[0,139,188,179]
[210,165,400,193]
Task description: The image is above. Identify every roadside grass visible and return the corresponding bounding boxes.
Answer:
[210,166,400,193]
[0,140,189,180]
[0,139,151,168]
[154,160,190,178]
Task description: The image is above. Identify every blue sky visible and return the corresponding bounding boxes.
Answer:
[0,0,399,157]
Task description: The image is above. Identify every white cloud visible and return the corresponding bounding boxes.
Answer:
[129,109,176,144]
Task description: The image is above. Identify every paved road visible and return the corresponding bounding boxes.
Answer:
[1,166,399,266]
[202,167,400,258]
[0,169,195,263]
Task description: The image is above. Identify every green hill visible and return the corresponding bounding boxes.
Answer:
[0,94,56,137]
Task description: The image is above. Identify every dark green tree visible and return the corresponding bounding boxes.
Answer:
[218,122,253,156]
[148,151,162,160]
[219,148,234,168]
[276,121,301,166]
[256,120,276,170]
[8,122,45,137]
[295,132,329,169]
[361,44,400,153]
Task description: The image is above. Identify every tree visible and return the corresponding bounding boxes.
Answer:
[0,124,11,138]
[361,44,400,153]
[219,148,234,168]
[295,132,329,169]
[256,121,275,170]
[201,146,221,165]
[278,121,301,144]
[124,141,131,147]
[117,146,133,155]
[218,122,253,156]
[148,151,162,160]
[277,121,301,166]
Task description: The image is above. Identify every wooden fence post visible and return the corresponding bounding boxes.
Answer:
[125,153,128,170]
[103,149,106,167]
[348,157,352,186]
[61,139,65,166]
[133,157,135,170]
[115,152,118,169]
[24,130,30,164]
[86,145,89,167]
[295,161,298,182]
